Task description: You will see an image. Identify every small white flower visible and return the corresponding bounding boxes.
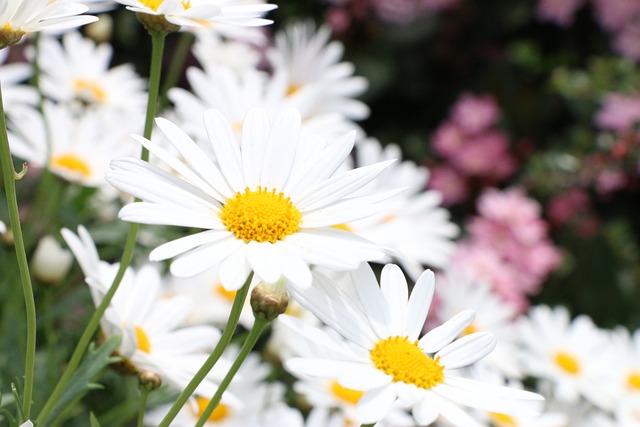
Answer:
[0,48,38,108]
[0,219,5,235]
[282,263,544,425]
[31,235,74,284]
[107,108,396,290]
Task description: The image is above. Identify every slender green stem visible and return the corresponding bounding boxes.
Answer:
[35,29,168,426]
[157,272,254,427]
[195,317,270,427]
[160,31,194,109]
[0,78,37,421]
[137,388,150,427]
[43,287,58,391]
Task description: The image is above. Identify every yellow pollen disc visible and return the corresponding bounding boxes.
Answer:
[330,381,364,405]
[214,282,237,303]
[73,78,107,102]
[554,351,580,375]
[370,336,445,389]
[627,371,640,390]
[2,23,10,30]
[488,412,518,427]
[51,154,91,178]
[195,397,229,422]
[220,187,302,243]
[332,223,352,232]
[134,326,151,354]
[286,84,300,96]
[462,322,478,336]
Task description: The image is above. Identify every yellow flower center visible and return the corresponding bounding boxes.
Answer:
[489,412,518,427]
[214,282,237,302]
[554,351,580,375]
[370,336,445,389]
[627,371,640,391]
[332,223,352,232]
[195,397,229,422]
[73,78,107,103]
[220,187,302,243]
[286,84,300,96]
[134,326,151,354]
[330,381,364,405]
[51,154,91,178]
[138,0,190,11]
[462,322,478,336]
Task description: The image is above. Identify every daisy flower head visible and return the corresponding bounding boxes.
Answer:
[61,226,228,396]
[37,31,147,118]
[115,0,276,32]
[107,108,396,290]
[282,263,544,426]
[0,0,97,48]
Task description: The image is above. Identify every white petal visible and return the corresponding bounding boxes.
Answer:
[241,108,269,189]
[351,263,392,339]
[380,264,408,334]
[437,332,496,370]
[419,310,475,353]
[218,248,251,291]
[204,109,245,192]
[412,394,440,425]
[404,269,434,340]
[259,108,300,190]
[149,230,231,261]
[428,392,485,427]
[246,241,283,284]
[169,237,243,277]
[355,385,398,424]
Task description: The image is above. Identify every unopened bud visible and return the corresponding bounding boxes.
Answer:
[250,278,289,322]
[138,370,162,392]
[136,13,180,35]
[31,235,73,285]
[85,13,113,43]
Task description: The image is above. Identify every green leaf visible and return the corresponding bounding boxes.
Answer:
[40,336,121,426]
[89,412,101,427]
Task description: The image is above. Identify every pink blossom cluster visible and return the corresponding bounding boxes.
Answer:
[535,0,585,27]
[325,0,459,32]
[595,93,640,132]
[593,0,640,61]
[428,93,517,205]
[452,187,562,311]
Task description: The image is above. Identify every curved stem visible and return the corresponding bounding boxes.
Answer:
[159,31,194,109]
[137,388,150,427]
[35,29,167,426]
[157,272,254,427]
[0,78,37,421]
[195,317,270,427]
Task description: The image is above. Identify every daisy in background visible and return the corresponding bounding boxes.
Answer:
[7,101,138,191]
[0,0,96,48]
[282,263,544,426]
[61,226,232,398]
[344,138,459,280]
[144,347,286,426]
[37,31,147,120]
[601,328,640,410]
[107,107,397,290]
[517,305,612,410]
[115,0,276,30]
[191,32,263,74]
[267,21,370,121]
[0,48,38,108]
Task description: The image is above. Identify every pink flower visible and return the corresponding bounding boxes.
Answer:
[431,121,465,158]
[450,93,500,135]
[614,22,640,62]
[426,164,469,206]
[448,131,513,178]
[372,0,420,23]
[595,93,640,131]
[593,0,640,31]
[547,188,591,226]
[536,0,585,27]
[420,0,460,12]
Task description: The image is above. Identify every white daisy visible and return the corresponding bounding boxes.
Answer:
[282,263,544,425]
[345,138,459,279]
[601,328,640,409]
[7,101,138,188]
[0,0,96,46]
[61,226,228,396]
[191,32,262,74]
[434,271,521,378]
[115,0,276,29]
[0,48,38,108]
[106,108,396,290]
[267,21,369,121]
[37,31,147,118]
[517,305,611,409]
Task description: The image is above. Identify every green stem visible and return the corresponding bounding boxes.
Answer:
[157,272,254,427]
[159,31,194,109]
[0,77,37,421]
[137,388,150,427]
[35,29,168,426]
[43,287,58,391]
[195,317,270,427]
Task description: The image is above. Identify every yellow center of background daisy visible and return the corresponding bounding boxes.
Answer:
[214,282,237,302]
[554,351,580,375]
[370,336,445,389]
[195,397,229,421]
[134,326,151,354]
[73,78,107,102]
[488,412,517,426]
[330,381,364,405]
[220,187,302,243]
[138,0,191,11]
[51,154,91,177]
[627,371,640,390]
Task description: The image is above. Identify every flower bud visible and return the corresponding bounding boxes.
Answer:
[31,235,73,285]
[138,370,162,392]
[250,277,289,322]
[85,13,113,44]
[136,13,180,35]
